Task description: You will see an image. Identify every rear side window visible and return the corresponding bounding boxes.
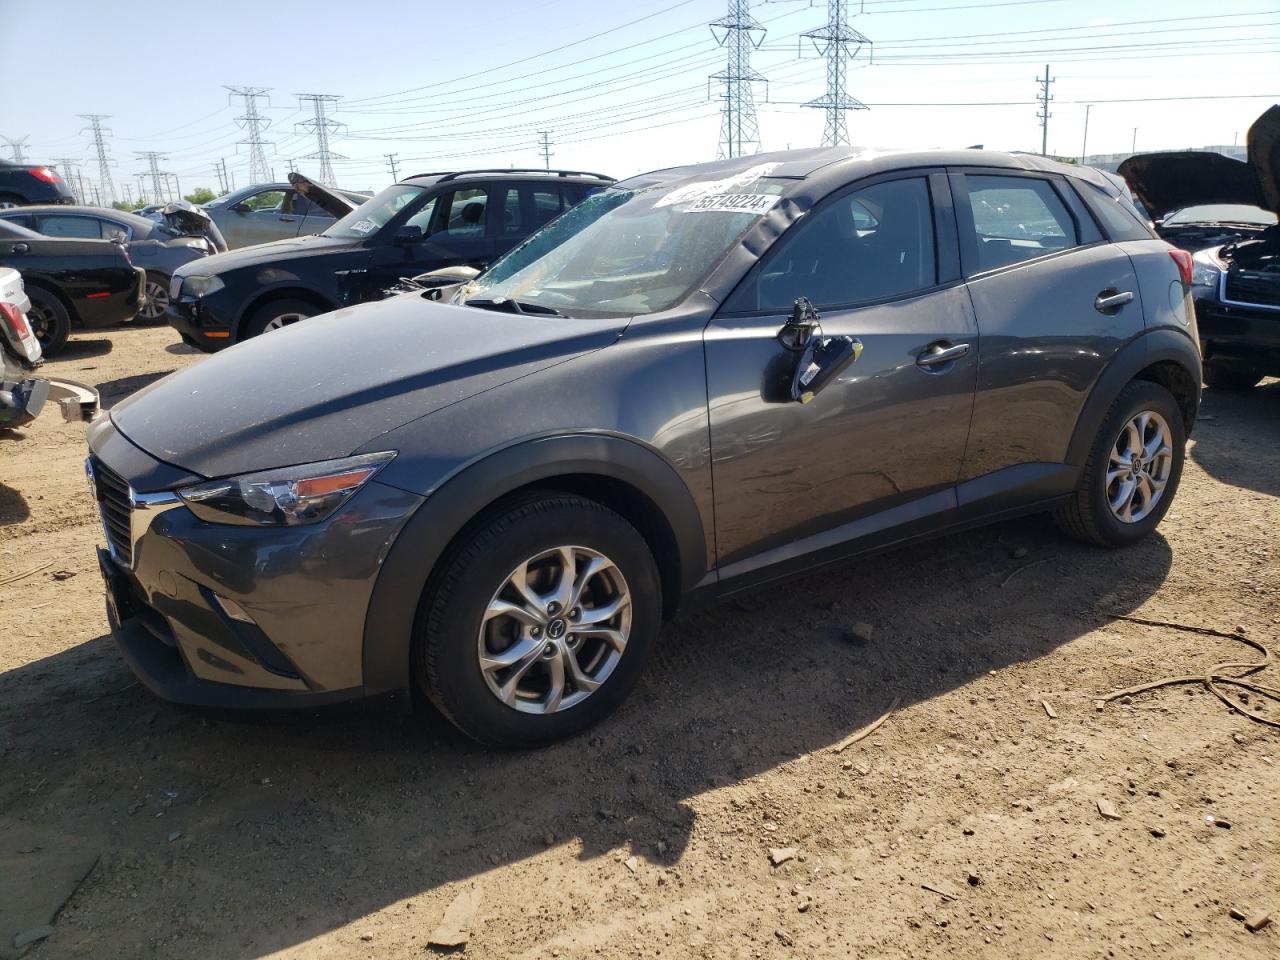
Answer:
[1078,180,1155,241]
[963,175,1077,272]
[728,177,937,312]
[36,215,104,239]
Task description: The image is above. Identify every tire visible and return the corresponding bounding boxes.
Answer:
[1203,365,1261,392]
[1055,380,1186,548]
[135,273,170,324]
[415,494,662,748]
[26,285,71,356]
[240,298,317,341]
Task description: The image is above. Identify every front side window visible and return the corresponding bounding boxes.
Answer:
[324,184,425,239]
[728,177,937,313]
[242,189,285,212]
[964,175,1077,271]
[439,188,488,237]
[465,177,787,318]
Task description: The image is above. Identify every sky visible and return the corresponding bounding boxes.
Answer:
[0,0,1277,200]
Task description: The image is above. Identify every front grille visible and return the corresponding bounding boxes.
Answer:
[1224,270,1280,308]
[92,458,133,565]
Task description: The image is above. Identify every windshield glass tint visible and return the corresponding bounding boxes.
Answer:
[464,178,787,317]
[1164,204,1276,226]
[325,184,426,239]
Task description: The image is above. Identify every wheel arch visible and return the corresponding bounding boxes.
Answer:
[234,285,337,338]
[361,433,709,696]
[1066,328,1202,468]
[23,277,80,326]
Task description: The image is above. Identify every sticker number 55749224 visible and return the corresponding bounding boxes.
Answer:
[684,193,781,215]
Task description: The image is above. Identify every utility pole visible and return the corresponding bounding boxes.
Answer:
[2,136,29,162]
[1036,64,1054,157]
[709,0,767,159]
[79,114,117,205]
[226,86,274,184]
[1131,127,1138,153]
[801,0,871,147]
[535,132,554,171]
[214,159,227,194]
[122,183,133,206]
[286,159,297,174]
[384,152,400,182]
[1080,103,1092,163]
[136,152,169,204]
[295,94,345,186]
[135,173,148,205]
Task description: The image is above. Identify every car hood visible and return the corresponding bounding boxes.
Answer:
[288,171,359,218]
[1118,105,1280,221]
[109,296,626,479]
[176,233,357,276]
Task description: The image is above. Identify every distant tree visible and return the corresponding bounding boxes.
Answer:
[110,201,136,212]
[184,187,217,204]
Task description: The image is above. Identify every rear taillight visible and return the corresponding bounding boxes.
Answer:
[28,166,62,184]
[1168,249,1193,287]
[0,301,33,340]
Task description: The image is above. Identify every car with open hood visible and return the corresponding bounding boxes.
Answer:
[1120,106,1280,390]
[0,202,224,321]
[201,177,371,250]
[90,147,1199,748]
[166,169,612,351]
[0,219,144,355]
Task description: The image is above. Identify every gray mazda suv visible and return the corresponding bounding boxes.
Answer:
[87,148,1201,747]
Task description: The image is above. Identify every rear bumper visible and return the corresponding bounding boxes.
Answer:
[1196,299,1280,373]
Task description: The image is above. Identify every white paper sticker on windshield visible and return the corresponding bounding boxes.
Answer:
[684,192,780,215]
[349,219,377,234]
[656,163,780,208]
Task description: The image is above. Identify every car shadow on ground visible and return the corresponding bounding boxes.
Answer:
[47,338,113,361]
[1188,379,1280,497]
[0,482,30,527]
[93,372,174,411]
[0,514,1173,957]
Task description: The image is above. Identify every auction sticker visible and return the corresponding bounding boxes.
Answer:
[684,193,781,215]
[349,219,377,234]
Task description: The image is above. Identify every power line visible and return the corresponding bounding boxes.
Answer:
[801,0,872,147]
[226,86,274,184]
[1036,63,1054,155]
[710,0,768,159]
[295,94,346,186]
[78,114,116,205]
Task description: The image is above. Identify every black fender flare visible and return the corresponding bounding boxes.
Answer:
[1065,327,1202,467]
[361,433,708,695]
[233,284,338,337]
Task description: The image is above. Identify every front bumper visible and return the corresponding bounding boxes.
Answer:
[1195,298,1280,374]
[88,420,424,708]
[166,291,236,352]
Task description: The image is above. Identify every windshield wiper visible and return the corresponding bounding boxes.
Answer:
[465,297,564,317]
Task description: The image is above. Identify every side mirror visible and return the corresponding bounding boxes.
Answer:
[229,201,251,214]
[766,298,863,403]
[393,224,423,245]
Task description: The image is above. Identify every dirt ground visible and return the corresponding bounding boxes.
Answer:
[0,324,1276,960]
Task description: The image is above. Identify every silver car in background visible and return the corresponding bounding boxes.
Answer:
[204,178,370,249]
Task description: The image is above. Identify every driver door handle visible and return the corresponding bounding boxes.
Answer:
[1094,290,1135,313]
[10,242,29,254]
[916,341,970,367]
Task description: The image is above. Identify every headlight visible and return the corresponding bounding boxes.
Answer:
[1190,263,1220,288]
[181,274,225,298]
[178,451,395,526]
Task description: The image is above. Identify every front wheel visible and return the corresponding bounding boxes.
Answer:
[415,494,662,748]
[1055,380,1186,548]
[240,298,317,341]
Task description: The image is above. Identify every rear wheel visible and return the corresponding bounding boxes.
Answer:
[240,298,317,341]
[1203,364,1261,392]
[26,286,71,356]
[135,273,170,323]
[415,494,662,748]
[0,193,23,210]
[1055,380,1186,548]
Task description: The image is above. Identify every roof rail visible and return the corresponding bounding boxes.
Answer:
[433,168,614,183]
[401,171,457,181]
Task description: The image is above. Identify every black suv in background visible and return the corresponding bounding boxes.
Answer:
[0,160,76,207]
[167,169,612,351]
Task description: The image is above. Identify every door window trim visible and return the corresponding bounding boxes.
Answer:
[949,167,1108,279]
[717,167,960,318]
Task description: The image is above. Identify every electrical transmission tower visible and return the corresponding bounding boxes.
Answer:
[295,94,346,186]
[537,131,554,170]
[384,153,400,182]
[709,0,767,159]
[1036,64,1054,156]
[2,136,29,162]
[801,0,871,147]
[226,86,274,184]
[50,157,80,196]
[79,114,117,205]
[136,152,170,204]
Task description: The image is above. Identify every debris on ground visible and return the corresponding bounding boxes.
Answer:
[12,925,54,950]
[845,622,874,646]
[921,882,960,902]
[428,888,482,950]
[1096,798,1121,821]
[831,698,901,754]
[1245,911,1272,933]
[1041,700,1057,719]
[769,847,799,867]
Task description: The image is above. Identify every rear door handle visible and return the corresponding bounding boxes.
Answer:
[1094,290,1135,313]
[917,341,970,368]
[11,242,29,254]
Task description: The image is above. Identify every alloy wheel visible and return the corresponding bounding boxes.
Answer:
[27,299,53,345]
[478,545,632,715]
[263,312,308,332]
[138,279,169,321]
[1106,410,1173,524]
